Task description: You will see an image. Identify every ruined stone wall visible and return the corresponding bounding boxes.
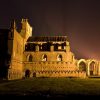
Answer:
[22,51,86,78]
[24,51,74,62]
[23,61,85,78]
[8,30,24,80]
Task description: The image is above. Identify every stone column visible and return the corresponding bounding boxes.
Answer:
[97,62,100,75]
[66,41,70,52]
[35,45,39,51]
[93,64,96,75]
[87,64,90,76]
[50,45,54,52]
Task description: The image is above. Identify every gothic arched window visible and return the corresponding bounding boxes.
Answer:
[89,61,95,75]
[57,54,62,61]
[42,54,47,61]
[79,61,86,71]
[27,54,33,62]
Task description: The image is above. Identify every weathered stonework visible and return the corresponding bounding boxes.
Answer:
[0,19,100,80]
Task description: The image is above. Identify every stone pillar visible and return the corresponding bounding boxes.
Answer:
[93,64,96,75]
[87,64,90,76]
[97,62,100,75]
[66,41,70,52]
[35,45,39,51]
[50,45,54,52]
[95,63,98,75]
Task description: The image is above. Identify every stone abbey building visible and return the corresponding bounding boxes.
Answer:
[0,19,100,80]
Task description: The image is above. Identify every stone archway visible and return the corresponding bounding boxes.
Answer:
[79,61,86,72]
[33,72,36,77]
[77,59,87,72]
[89,61,96,76]
[25,69,31,78]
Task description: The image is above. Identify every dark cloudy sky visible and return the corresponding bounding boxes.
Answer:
[0,0,100,60]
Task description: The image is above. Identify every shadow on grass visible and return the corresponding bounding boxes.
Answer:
[0,93,100,99]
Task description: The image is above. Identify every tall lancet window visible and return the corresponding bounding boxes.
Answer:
[27,54,33,62]
[57,54,62,61]
[42,54,47,61]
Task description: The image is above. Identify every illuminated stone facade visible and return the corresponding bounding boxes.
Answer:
[0,19,100,80]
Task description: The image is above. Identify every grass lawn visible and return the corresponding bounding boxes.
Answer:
[0,78,100,98]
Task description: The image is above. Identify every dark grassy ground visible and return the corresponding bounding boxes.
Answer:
[0,78,100,98]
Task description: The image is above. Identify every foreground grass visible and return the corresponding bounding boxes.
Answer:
[0,78,100,97]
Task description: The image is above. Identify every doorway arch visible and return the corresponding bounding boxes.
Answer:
[33,72,36,77]
[25,69,31,78]
[79,61,86,71]
[89,61,96,75]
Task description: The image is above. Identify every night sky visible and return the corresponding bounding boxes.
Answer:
[0,0,100,60]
